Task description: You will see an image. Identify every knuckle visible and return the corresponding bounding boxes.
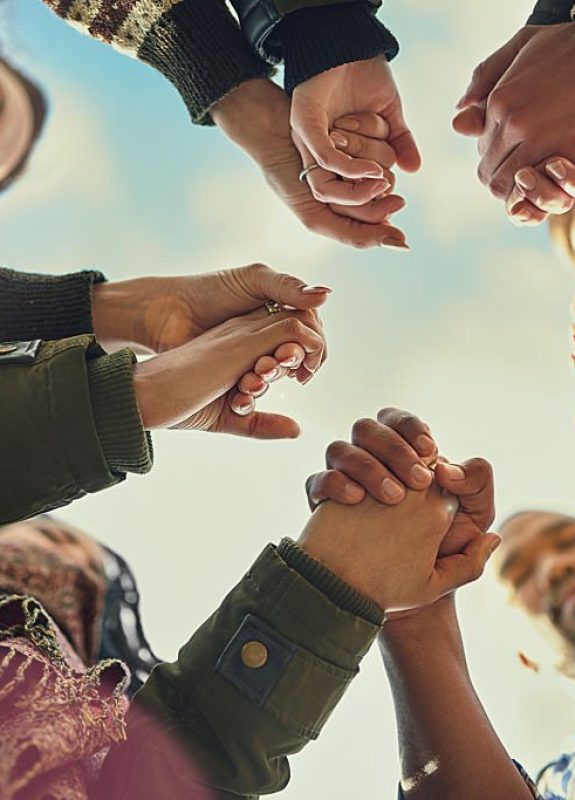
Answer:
[325,440,348,464]
[249,262,270,276]
[281,317,305,337]
[487,88,511,119]
[488,176,508,199]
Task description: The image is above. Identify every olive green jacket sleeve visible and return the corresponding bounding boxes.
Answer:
[96,543,382,799]
[0,335,152,525]
[528,0,573,24]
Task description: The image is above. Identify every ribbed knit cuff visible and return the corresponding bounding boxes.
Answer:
[277,538,384,626]
[528,0,573,24]
[281,3,398,94]
[0,267,105,342]
[138,0,273,125]
[86,349,153,476]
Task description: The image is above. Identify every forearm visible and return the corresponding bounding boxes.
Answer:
[380,598,533,800]
[528,0,573,24]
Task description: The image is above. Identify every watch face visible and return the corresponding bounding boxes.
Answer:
[0,57,46,193]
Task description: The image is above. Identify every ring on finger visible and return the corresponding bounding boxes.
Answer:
[265,300,283,316]
[299,163,320,183]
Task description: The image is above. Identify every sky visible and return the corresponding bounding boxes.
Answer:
[3,1,575,797]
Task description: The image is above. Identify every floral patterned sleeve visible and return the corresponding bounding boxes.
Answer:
[535,753,575,800]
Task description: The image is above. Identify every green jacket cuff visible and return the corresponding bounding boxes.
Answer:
[277,538,384,626]
[528,0,573,23]
[0,266,105,342]
[281,3,398,94]
[86,348,153,476]
[137,0,274,125]
[120,544,380,798]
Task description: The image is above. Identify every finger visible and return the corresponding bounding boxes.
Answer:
[350,418,434,491]
[228,392,255,417]
[221,403,301,439]
[456,35,525,108]
[375,407,438,461]
[330,130,397,170]
[329,194,406,225]
[434,457,495,530]
[478,137,526,200]
[451,104,486,138]
[324,440,410,504]
[333,113,390,140]
[386,111,421,174]
[296,122,387,181]
[248,307,326,365]
[307,168,393,206]
[273,341,306,370]
[432,534,502,597]
[237,372,269,397]
[305,470,365,511]
[239,262,332,312]
[513,166,574,215]
[257,315,325,374]
[301,204,410,249]
[506,186,549,226]
[544,157,575,200]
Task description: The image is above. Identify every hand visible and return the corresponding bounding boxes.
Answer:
[298,483,494,613]
[305,406,499,561]
[92,262,329,365]
[211,78,408,249]
[133,307,325,438]
[453,24,575,206]
[291,58,420,182]
[506,156,575,226]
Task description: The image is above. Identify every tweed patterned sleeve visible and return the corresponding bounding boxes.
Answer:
[39,0,273,124]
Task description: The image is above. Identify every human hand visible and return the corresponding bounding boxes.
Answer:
[305,407,499,561]
[133,306,325,438]
[291,57,420,183]
[92,262,329,367]
[211,78,407,248]
[453,24,575,207]
[506,156,575,226]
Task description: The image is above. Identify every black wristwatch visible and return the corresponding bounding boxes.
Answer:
[229,0,382,63]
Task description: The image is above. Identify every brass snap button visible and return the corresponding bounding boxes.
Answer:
[241,640,268,669]
[0,344,16,355]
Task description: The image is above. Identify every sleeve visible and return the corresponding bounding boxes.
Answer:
[536,752,575,798]
[96,542,382,799]
[39,0,273,125]
[279,2,399,94]
[528,0,574,24]
[0,266,105,342]
[0,335,152,525]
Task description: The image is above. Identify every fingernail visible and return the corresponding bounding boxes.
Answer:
[380,238,409,249]
[301,285,332,294]
[547,160,567,181]
[443,463,466,480]
[416,435,436,456]
[411,463,432,484]
[330,132,349,148]
[513,210,532,225]
[345,484,364,501]
[366,168,385,179]
[335,117,360,131]
[233,401,254,416]
[261,368,280,382]
[279,356,299,368]
[515,169,536,191]
[382,478,404,500]
[375,178,392,193]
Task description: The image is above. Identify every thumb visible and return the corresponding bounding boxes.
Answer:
[452,103,487,137]
[242,263,332,312]
[456,39,523,109]
[433,534,501,596]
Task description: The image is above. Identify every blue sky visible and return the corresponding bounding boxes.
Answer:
[4,1,575,797]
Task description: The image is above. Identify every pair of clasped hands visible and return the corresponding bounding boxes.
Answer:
[238,23,575,247]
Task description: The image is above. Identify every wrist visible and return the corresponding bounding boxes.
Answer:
[92,279,156,355]
[211,78,289,163]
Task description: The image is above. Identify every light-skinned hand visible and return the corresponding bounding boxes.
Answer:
[211,78,407,248]
[133,306,325,438]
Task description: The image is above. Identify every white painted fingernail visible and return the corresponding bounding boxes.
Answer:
[301,285,332,294]
[261,368,280,382]
[279,356,299,368]
[233,401,254,416]
[547,160,567,181]
[515,169,536,191]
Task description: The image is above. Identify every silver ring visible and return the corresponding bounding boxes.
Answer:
[298,163,320,183]
[265,300,283,316]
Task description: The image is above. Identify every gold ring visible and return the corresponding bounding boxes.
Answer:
[265,300,283,316]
